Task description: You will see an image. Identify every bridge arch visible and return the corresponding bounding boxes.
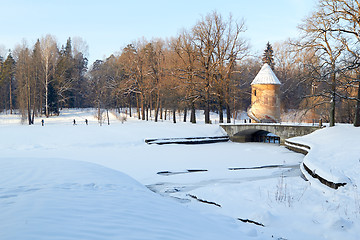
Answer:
[233,129,280,143]
[220,124,321,144]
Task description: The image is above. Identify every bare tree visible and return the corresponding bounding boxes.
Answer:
[31,40,45,120]
[192,11,225,124]
[143,40,166,122]
[0,44,6,59]
[72,37,89,58]
[40,35,58,117]
[298,7,346,126]
[319,0,360,126]
[213,14,248,123]
[118,44,139,117]
[14,43,32,124]
[274,41,314,112]
[171,30,201,123]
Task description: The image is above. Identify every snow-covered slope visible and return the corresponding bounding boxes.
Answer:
[288,125,360,189]
[0,158,242,240]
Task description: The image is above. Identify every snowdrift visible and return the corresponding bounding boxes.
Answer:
[0,158,242,240]
[286,125,360,190]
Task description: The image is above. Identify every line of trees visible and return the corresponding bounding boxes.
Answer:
[88,12,250,124]
[294,0,360,127]
[0,35,88,124]
[0,12,253,125]
[1,7,360,126]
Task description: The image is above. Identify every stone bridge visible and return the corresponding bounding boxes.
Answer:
[220,123,321,144]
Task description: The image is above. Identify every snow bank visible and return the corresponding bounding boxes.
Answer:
[288,125,360,189]
[0,158,242,240]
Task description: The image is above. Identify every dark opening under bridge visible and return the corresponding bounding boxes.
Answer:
[220,123,321,144]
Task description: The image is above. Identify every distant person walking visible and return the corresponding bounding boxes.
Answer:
[73,119,76,125]
[85,119,88,125]
[41,119,44,126]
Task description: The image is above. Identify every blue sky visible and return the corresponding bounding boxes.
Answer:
[0,0,315,64]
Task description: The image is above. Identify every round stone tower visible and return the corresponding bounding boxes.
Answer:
[247,63,281,123]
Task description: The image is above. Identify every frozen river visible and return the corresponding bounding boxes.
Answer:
[1,110,358,240]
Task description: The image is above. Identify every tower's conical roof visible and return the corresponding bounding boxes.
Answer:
[251,63,281,85]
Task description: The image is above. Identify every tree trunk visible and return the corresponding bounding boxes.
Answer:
[128,95,132,118]
[354,80,360,127]
[27,99,31,125]
[9,79,13,114]
[226,103,231,123]
[39,83,43,117]
[155,93,160,122]
[160,101,163,120]
[149,94,152,119]
[98,104,102,126]
[218,101,224,124]
[141,95,145,120]
[190,102,196,124]
[27,106,32,125]
[45,64,49,118]
[136,94,140,119]
[183,108,187,122]
[329,73,336,127]
[31,109,35,125]
[173,108,176,123]
[106,109,110,125]
[329,96,335,127]
[205,89,210,124]
[155,107,159,122]
[27,77,32,125]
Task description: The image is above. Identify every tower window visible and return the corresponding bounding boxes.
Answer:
[254,90,257,96]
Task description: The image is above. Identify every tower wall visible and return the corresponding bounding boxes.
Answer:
[250,84,280,123]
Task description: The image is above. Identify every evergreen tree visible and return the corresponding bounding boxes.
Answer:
[2,53,16,113]
[262,42,275,70]
[0,56,4,111]
[0,56,3,72]
[0,56,3,83]
[55,37,88,108]
[72,52,88,107]
[47,80,59,115]
[56,38,75,108]
[65,38,72,58]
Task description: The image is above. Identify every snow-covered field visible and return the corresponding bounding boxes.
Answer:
[0,109,359,240]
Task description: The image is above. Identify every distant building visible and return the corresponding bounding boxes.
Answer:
[247,64,281,123]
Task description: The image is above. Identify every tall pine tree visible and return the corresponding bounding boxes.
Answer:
[0,56,3,72]
[262,42,275,70]
[0,56,3,111]
[0,56,3,84]
[2,53,16,114]
[56,38,75,108]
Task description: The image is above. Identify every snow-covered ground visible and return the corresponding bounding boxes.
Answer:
[288,125,360,188]
[0,109,359,239]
